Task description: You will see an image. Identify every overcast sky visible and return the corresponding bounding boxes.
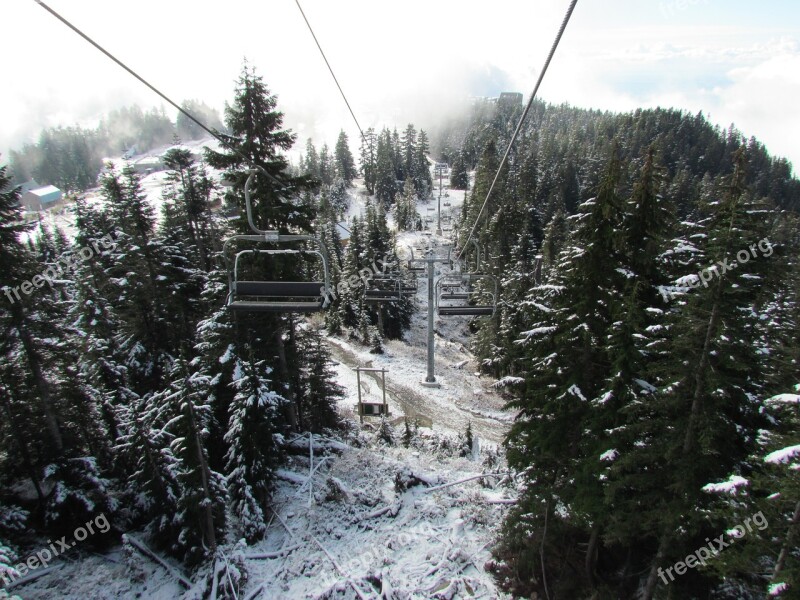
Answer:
[3,0,800,172]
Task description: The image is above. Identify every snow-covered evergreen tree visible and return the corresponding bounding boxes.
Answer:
[225,355,283,542]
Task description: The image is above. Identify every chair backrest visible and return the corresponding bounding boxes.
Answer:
[221,168,331,314]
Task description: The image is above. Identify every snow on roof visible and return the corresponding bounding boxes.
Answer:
[29,185,61,196]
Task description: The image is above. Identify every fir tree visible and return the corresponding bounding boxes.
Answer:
[334,130,357,185]
[359,128,377,195]
[115,395,181,554]
[377,417,395,446]
[375,129,398,205]
[225,354,283,542]
[401,124,417,184]
[156,359,227,565]
[296,328,344,433]
[498,147,628,597]
[414,130,433,197]
[449,150,469,190]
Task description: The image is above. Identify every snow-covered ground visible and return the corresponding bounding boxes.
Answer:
[13,432,513,600]
[24,137,225,241]
[10,160,515,599]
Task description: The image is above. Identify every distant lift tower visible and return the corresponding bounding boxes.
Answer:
[434,164,445,236]
[408,247,451,388]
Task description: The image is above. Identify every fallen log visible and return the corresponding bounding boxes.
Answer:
[124,534,192,589]
[245,544,301,560]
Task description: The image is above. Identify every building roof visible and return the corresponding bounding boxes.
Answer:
[19,179,41,193]
[28,185,61,197]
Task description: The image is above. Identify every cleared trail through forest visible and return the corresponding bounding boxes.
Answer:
[325,336,510,445]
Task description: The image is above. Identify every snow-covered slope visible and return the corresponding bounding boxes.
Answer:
[11,165,515,600]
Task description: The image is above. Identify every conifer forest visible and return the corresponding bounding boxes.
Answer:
[1,1,799,599]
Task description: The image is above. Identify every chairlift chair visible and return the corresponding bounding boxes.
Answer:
[224,168,331,313]
[363,277,403,304]
[407,247,427,274]
[435,272,497,317]
[358,402,389,417]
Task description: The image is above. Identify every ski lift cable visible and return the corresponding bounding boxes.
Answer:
[294,0,367,146]
[455,0,579,263]
[31,0,287,189]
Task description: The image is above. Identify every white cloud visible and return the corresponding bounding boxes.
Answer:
[1,1,799,174]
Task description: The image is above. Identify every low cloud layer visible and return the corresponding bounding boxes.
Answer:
[2,1,798,172]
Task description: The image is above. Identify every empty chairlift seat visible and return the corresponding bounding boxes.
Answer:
[435,273,497,317]
[230,279,327,312]
[223,167,331,313]
[364,276,411,304]
[358,402,388,416]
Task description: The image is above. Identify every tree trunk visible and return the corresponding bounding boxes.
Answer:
[0,390,45,505]
[274,326,299,432]
[11,302,63,453]
[683,285,722,454]
[772,500,800,583]
[642,529,670,600]
[185,393,217,552]
[585,524,601,589]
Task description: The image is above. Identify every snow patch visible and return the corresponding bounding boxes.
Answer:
[702,475,749,495]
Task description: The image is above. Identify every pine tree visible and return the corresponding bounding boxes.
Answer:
[205,63,315,235]
[296,328,344,433]
[156,359,227,565]
[225,354,283,542]
[115,395,182,553]
[304,138,319,180]
[396,178,417,231]
[638,150,781,599]
[499,147,627,597]
[161,147,218,273]
[0,161,71,465]
[702,383,800,597]
[449,150,468,190]
[375,129,398,205]
[204,62,317,433]
[319,143,334,185]
[334,130,357,185]
[401,124,417,184]
[414,130,432,197]
[101,165,172,393]
[359,128,377,195]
